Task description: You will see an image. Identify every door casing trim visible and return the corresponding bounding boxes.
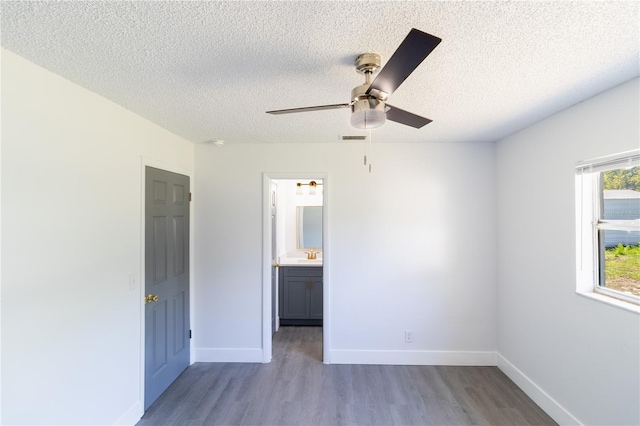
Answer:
[139,158,195,413]
[262,172,330,364]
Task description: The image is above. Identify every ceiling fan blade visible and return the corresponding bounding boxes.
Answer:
[367,28,441,98]
[267,103,350,115]
[385,104,432,128]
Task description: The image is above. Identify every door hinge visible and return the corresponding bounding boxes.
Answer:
[189,329,192,339]
[189,192,192,202]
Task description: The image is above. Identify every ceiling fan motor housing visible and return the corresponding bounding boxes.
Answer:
[351,86,386,112]
[350,82,387,129]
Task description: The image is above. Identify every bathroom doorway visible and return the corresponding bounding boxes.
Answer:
[262,173,329,364]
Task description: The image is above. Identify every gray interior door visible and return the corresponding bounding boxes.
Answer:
[144,166,190,410]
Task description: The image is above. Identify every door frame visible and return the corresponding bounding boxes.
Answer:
[139,158,195,411]
[262,172,330,364]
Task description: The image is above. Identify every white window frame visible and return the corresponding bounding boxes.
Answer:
[575,149,640,311]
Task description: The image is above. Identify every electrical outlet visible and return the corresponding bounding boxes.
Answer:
[405,330,414,343]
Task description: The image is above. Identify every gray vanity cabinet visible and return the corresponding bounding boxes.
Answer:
[279,266,323,326]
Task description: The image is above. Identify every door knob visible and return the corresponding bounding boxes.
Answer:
[273,262,280,268]
[145,294,159,303]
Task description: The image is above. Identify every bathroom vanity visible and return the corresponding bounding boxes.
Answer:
[279,265,323,326]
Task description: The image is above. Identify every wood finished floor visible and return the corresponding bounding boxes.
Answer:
[138,326,556,426]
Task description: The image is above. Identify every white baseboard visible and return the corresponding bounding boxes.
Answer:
[497,354,581,425]
[114,400,143,426]
[329,349,497,366]
[195,347,263,363]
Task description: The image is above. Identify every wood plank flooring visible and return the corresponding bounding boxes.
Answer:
[138,326,556,426]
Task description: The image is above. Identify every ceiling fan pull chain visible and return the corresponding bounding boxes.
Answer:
[363,130,368,166]
[368,130,373,173]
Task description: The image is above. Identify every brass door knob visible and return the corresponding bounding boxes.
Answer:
[145,294,159,303]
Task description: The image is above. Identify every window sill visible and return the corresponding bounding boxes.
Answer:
[576,291,640,314]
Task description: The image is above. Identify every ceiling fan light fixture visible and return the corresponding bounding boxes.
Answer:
[350,108,386,129]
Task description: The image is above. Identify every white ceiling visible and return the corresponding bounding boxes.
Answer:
[1,1,638,144]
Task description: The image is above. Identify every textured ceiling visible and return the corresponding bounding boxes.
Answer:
[1,1,639,144]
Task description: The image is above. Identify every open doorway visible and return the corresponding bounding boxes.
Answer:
[262,173,328,364]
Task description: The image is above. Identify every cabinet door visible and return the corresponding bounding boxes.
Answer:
[282,277,309,319]
[308,279,323,320]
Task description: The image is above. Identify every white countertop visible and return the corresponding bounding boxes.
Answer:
[278,257,323,266]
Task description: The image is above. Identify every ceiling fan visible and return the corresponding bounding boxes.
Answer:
[266,28,441,130]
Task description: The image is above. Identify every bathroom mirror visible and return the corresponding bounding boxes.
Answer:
[296,206,322,249]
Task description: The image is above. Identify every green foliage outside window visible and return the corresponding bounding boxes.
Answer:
[604,244,640,297]
[600,166,639,298]
[603,166,640,190]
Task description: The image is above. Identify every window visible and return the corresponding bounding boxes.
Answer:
[576,150,640,307]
